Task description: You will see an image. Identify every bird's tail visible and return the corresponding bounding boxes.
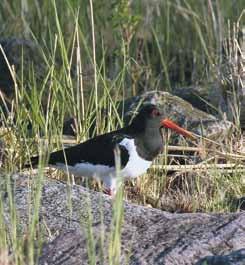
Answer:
[25,153,52,169]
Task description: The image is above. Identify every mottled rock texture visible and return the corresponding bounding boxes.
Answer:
[3,175,244,265]
[124,91,232,134]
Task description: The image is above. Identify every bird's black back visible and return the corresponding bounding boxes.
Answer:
[30,128,131,168]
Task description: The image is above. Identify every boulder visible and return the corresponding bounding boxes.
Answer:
[0,38,44,120]
[172,85,227,116]
[120,91,233,143]
[0,38,43,97]
[64,91,233,145]
[196,249,245,265]
[3,175,245,265]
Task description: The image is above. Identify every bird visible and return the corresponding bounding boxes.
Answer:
[27,104,194,195]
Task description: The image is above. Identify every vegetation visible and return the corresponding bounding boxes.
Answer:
[0,0,244,264]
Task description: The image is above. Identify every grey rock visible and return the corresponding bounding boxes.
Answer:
[63,90,232,139]
[196,248,245,265]
[3,175,245,265]
[173,85,227,116]
[171,26,245,129]
[120,91,233,143]
[0,38,45,121]
[236,197,245,211]
[0,38,43,97]
[63,117,77,136]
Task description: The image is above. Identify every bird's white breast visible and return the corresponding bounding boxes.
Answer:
[119,138,152,178]
[54,138,151,181]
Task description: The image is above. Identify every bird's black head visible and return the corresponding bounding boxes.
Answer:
[129,103,194,138]
[129,104,164,132]
[128,104,194,160]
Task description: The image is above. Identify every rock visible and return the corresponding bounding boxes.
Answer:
[64,91,233,145]
[196,248,245,265]
[63,117,77,136]
[236,197,245,211]
[3,175,245,265]
[38,229,88,265]
[0,38,43,97]
[172,26,245,130]
[173,82,245,129]
[172,85,227,116]
[120,91,233,143]
[0,38,44,121]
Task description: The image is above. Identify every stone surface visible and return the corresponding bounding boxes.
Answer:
[120,91,233,144]
[64,91,233,144]
[196,248,245,265]
[236,197,245,211]
[0,38,43,97]
[172,85,227,116]
[0,38,44,119]
[3,175,245,265]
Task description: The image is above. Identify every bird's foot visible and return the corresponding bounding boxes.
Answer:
[103,187,115,196]
[102,177,118,197]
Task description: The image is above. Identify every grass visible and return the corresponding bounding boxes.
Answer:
[0,0,244,264]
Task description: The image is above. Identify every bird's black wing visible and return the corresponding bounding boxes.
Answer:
[30,130,130,168]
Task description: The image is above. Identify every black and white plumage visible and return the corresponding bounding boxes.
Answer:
[28,104,193,195]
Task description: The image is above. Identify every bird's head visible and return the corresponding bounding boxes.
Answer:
[130,104,194,139]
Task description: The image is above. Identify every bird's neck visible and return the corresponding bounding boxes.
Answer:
[134,127,163,161]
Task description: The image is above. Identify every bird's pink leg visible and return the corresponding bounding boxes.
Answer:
[102,176,117,197]
[103,187,114,196]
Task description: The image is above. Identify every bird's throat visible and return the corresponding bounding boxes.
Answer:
[135,128,163,161]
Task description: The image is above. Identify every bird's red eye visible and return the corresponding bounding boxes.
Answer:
[151,108,161,117]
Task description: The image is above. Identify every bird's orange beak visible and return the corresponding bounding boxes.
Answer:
[161,118,195,139]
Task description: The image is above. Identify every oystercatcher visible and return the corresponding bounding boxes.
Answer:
[28,104,193,195]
